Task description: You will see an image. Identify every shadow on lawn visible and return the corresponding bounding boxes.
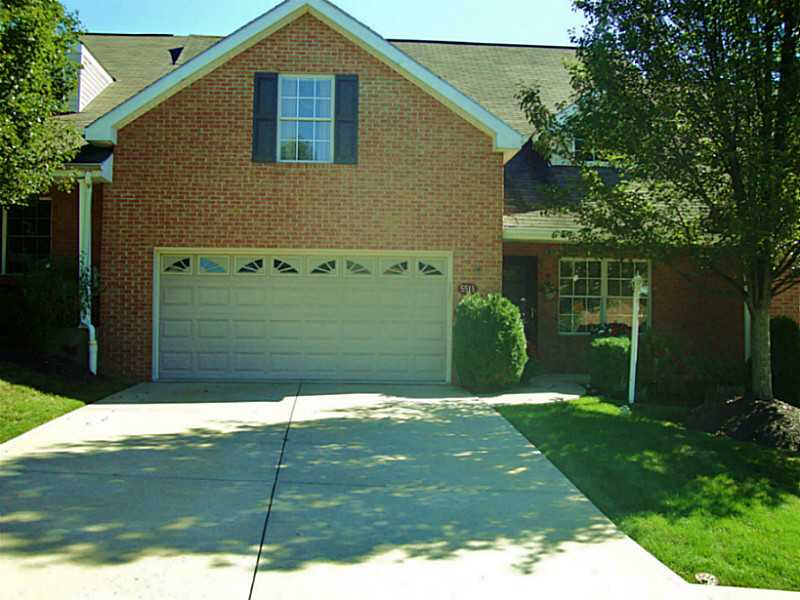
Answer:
[0,395,616,574]
[498,401,800,523]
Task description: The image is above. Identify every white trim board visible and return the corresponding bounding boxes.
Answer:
[84,0,525,159]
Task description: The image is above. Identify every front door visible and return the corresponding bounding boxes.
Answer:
[502,256,538,348]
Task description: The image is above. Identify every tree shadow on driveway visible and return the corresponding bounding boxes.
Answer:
[1,393,620,580]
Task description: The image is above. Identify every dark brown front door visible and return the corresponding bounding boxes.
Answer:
[503,256,538,347]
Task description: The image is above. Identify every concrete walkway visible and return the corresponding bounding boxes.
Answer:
[1,382,712,599]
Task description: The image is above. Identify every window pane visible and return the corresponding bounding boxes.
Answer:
[607,280,621,297]
[574,278,587,295]
[280,121,296,141]
[560,261,573,277]
[281,98,297,118]
[280,141,297,161]
[588,261,601,277]
[298,121,314,141]
[315,99,331,118]
[314,141,330,162]
[575,261,587,277]
[316,79,331,97]
[559,298,572,314]
[298,79,315,97]
[607,261,620,278]
[621,262,634,277]
[298,99,314,118]
[281,77,298,98]
[316,121,331,141]
[558,314,575,333]
[589,278,602,296]
[297,141,313,161]
[559,279,573,295]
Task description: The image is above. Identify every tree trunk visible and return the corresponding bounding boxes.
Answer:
[750,302,774,400]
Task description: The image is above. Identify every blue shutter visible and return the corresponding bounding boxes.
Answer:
[334,75,359,164]
[252,73,278,163]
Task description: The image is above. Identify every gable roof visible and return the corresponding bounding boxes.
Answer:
[83,0,525,156]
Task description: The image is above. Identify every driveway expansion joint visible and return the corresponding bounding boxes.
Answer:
[247,381,301,600]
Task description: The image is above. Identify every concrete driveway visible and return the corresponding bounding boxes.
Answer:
[1,382,702,599]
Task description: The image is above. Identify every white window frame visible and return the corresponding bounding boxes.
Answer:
[277,74,335,164]
[558,258,652,336]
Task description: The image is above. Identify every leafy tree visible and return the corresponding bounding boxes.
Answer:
[519,0,800,400]
[0,0,83,207]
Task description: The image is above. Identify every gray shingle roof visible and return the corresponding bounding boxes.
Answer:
[62,34,220,129]
[391,41,576,135]
[63,34,575,135]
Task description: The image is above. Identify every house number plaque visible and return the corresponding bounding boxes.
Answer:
[458,283,478,295]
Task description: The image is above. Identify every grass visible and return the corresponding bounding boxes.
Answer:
[0,361,132,444]
[497,397,800,591]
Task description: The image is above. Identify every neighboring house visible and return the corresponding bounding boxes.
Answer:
[1,0,798,381]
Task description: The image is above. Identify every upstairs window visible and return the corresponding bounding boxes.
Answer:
[278,76,333,163]
[253,73,358,165]
[1,199,52,274]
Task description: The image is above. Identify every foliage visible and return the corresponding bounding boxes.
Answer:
[16,257,81,352]
[0,0,84,207]
[588,336,630,397]
[771,316,800,406]
[453,294,527,390]
[520,356,544,384]
[498,398,800,590]
[518,0,800,400]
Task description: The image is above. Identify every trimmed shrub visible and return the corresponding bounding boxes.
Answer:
[17,258,82,353]
[589,336,631,398]
[453,294,527,390]
[771,316,800,407]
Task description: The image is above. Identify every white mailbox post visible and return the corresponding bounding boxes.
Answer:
[627,274,645,405]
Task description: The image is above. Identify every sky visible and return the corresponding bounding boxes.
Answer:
[61,0,585,47]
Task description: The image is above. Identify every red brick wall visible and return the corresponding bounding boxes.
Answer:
[772,286,800,322]
[50,184,103,268]
[504,242,744,372]
[100,14,503,379]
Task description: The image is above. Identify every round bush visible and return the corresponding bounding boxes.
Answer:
[589,336,631,398]
[453,294,527,390]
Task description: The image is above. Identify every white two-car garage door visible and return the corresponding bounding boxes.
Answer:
[156,251,452,382]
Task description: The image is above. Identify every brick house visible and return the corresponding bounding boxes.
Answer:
[1,0,797,381]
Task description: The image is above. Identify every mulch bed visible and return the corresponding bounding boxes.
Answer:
[691,395,800,454]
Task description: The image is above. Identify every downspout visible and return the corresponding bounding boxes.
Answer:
[78,172,98,375]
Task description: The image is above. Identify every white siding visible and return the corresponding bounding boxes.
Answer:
[69,44,113,112]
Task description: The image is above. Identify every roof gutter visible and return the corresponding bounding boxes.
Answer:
[502,226,577,242]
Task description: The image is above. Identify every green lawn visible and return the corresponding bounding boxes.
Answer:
[497,397,800,591]
[0,361,132,444]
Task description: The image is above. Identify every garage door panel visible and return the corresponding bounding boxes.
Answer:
[232,352,268,374]
[233,287,268,307]
[197,352,230,373]
[162,286,193,307]
[196,320,230,339]
[161,319,193,340]
[158,251,449,382]
[271,353,305,374]
[196,287,230,307]
[232,320,267,339]
[160,352,193,373]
